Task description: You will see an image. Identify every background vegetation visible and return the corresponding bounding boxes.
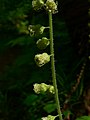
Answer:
[0,0,89,120]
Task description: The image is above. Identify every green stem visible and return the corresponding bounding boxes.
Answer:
[49,11,63,120]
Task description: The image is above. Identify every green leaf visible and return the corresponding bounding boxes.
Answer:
[76,116,90,120]
[24,94,38,106]
[43,103,56,113]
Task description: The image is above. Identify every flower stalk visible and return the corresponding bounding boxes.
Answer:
[49,11,63,120]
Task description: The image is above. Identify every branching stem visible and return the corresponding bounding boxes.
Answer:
[49,11,63,120]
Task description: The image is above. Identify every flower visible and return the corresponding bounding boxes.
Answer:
[48,85,55,94]
[34,53,50,67]
[36,37,50,50]
[28,24,45,36]
[33,83,49,94]
[45,0,58,14]
[33,83,55,94]
[41,115,58,120]
[33,83,41,94]
[32,0,45,10]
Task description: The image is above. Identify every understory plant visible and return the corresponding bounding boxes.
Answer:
[29,0,63,120]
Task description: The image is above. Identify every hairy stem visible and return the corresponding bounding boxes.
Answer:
[49,11,63,120]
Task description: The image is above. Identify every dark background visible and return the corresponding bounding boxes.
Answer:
[0,0,89,120]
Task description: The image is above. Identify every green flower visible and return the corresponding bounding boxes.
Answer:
[32,0,45,10]
[33,83,41,94]
[36,37,50,50]
[34,53,50,67]
[41,115,58,120]
[33,83,49,94]
[48,85,55,94]
[28,24,45,36]
[33,83,55,94]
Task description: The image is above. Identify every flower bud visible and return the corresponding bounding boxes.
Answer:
[45,0,58,14]
[32,0,45,10]
[34,53,50,67]
[36,37,50,50]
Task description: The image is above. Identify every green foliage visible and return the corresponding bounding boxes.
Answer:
[76,116,90,120]
[24,94,38,106]
[7,36,35,46]
[43,102,56,113]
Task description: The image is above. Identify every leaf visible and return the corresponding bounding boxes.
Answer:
[24,94,38,106]
[76,116,90,120]
[43,103,56,113]
[7,36,34,46]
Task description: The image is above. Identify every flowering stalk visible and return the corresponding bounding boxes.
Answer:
[49,11,63,120]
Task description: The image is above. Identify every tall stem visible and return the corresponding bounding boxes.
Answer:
[49,11,63,120]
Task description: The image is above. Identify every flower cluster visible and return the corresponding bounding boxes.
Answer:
[45,0,58,14]
[33,83,55,94]
[32,0,58,14]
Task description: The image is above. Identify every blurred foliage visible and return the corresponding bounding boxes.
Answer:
[75,116,90,120]
[0,0,89,120]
